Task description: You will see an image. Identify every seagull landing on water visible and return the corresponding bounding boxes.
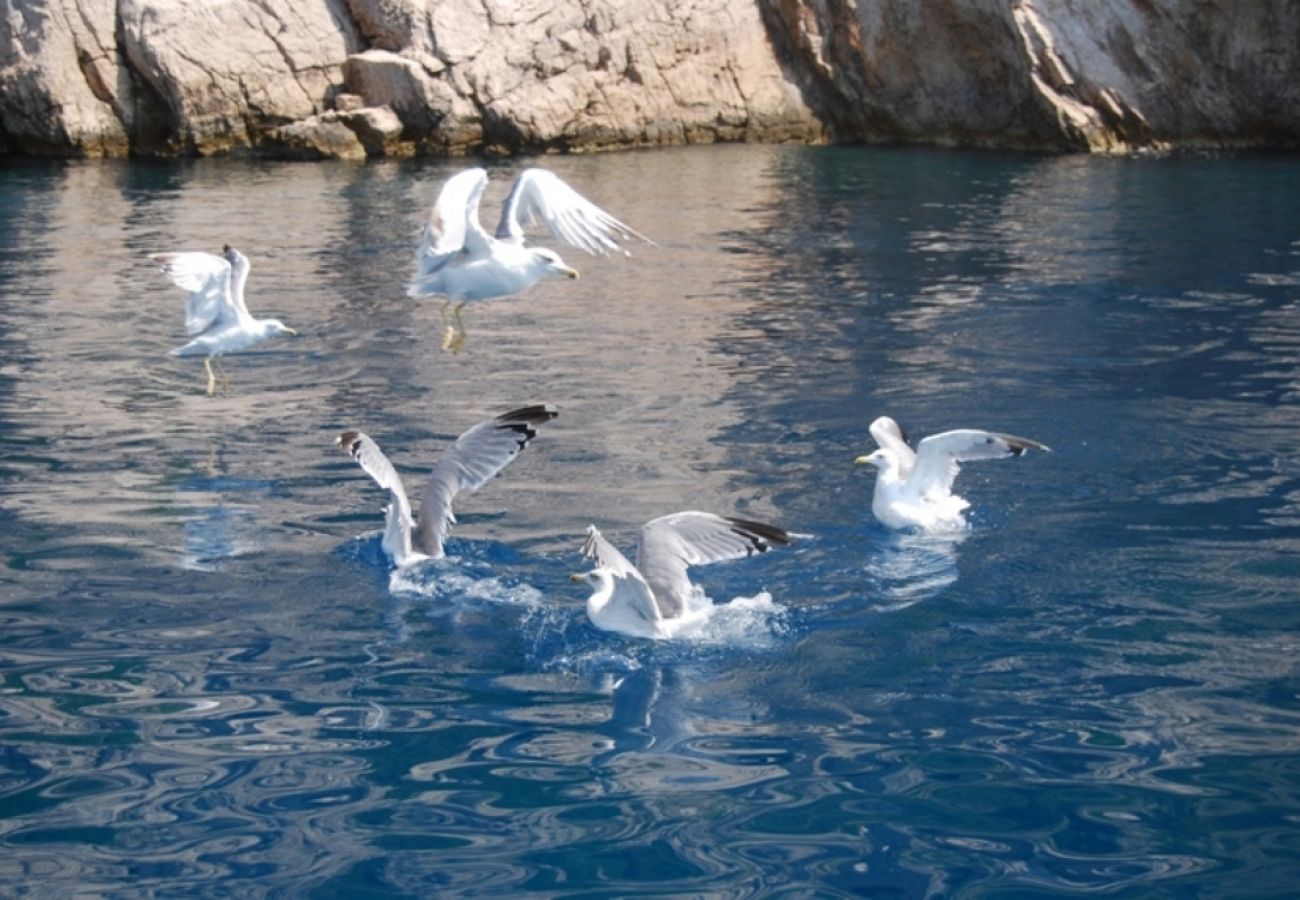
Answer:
[855,415,1050,532]
[570,512,792,640]
[150,245,297,396]
[407,167,652,350]
[335,405,558,568]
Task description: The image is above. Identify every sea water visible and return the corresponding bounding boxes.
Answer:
[1,146,1298,896]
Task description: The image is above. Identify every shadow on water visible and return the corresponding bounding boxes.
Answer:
[1,147,1299,895]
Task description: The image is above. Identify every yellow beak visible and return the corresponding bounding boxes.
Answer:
[565,267,580,280]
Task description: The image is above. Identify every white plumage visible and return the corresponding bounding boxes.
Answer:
[336,405,558,567]
[150,245,296,395]
[571,511,791,639]
[408,167,650,308]
[856,416,1050,531]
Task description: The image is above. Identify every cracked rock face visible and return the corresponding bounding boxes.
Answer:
[0,0,1296,158]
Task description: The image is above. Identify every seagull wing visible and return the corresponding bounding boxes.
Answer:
[408,168,493,296]
[495,168,652,255]
[581,525,662,624]
[909,430,1051,498]
[336,430,415,563]
[414,404,558,558]
[870,416,917,478]
[150,252,235,334]
[636,511,791,618]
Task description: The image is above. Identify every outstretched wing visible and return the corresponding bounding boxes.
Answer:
[580,525,661,624]
[150,251,235,335]
[495,168,652,255]
[870,416,917,479]
[414,405,558,557]
[336,430,414,564]
[909,430,1050,498]
[636,511,791,618]
[408,168,492,297]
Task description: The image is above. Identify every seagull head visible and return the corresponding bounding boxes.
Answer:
[570,568,613,593]
[854,448,891,471]
[262,319,297,338]
[532,248,579,281]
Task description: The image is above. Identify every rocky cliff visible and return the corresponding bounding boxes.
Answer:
[1,0,1296,158]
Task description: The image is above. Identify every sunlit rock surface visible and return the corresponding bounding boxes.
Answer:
[1,0,1296,158]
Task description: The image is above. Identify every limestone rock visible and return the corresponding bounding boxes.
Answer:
[271,117,366,160]
[118,0,362,155]
[0,0,1297,157]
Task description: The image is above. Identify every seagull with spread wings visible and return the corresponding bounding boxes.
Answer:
[571,512,792,639]
[855,416,1050,531]
[336,405,558,567]
[407,167,651,348]
[150,245,297,395]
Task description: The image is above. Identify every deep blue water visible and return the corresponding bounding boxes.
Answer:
[1,145,1299,897]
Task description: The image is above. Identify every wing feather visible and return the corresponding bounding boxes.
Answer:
[150,252,234,335]
[495,168,652,255]
[636,511,790,618]
[909,429,1050,498]
[581,525,662,623]
[870,416,917,479]
[407,168,492,297]
[414,405,558,557]
[336,430,415,563]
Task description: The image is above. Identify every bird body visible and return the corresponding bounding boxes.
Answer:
[408,167,650,304]
[150,245,296,394]
[572,511,791,640]
[857,416,1049,531]
[336,405,557,568]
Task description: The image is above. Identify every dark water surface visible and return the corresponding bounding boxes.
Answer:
[1,146,1299,897]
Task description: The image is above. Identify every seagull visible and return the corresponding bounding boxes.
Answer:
[571,512,791,640]
[335,405,558,568]
[855,416,1050,531]
[407,167,651,349]
[150,245,297,395]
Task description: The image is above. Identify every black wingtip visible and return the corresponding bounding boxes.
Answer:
[494,405,559,448]
[336,430,362,457]
[496,404,559,426]
[726,516,792,553]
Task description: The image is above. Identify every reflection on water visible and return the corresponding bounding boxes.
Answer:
[1,147,1299,895]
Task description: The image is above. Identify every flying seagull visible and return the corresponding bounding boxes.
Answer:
[150,245,297,395]
[571,511,791,639]
[407,167,651,349]
[335,405,557,568]
[855,416,1050,531]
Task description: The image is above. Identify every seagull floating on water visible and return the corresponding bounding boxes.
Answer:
[150,245,297,395]
[855,416,1050,531]
[571,511,791,640]
[407,167,651,349]
[336,405,557,568]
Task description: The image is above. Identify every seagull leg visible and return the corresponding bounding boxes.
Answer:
[216,359,230,395]
[439,300,455,351]
[204,358,217,396]
[450,303,467,353]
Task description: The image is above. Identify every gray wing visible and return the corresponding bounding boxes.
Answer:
[407,168,492,297]
[870,416,917,479]
[580,525,662,623]
[414,405,558,557]
[909,429,1051,498]
[495,168,652,255]
[336,430,414,563]
[636,511,791,618]
[150,251,235,334]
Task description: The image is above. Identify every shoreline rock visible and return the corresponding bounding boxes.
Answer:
[1,0,1296,159]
